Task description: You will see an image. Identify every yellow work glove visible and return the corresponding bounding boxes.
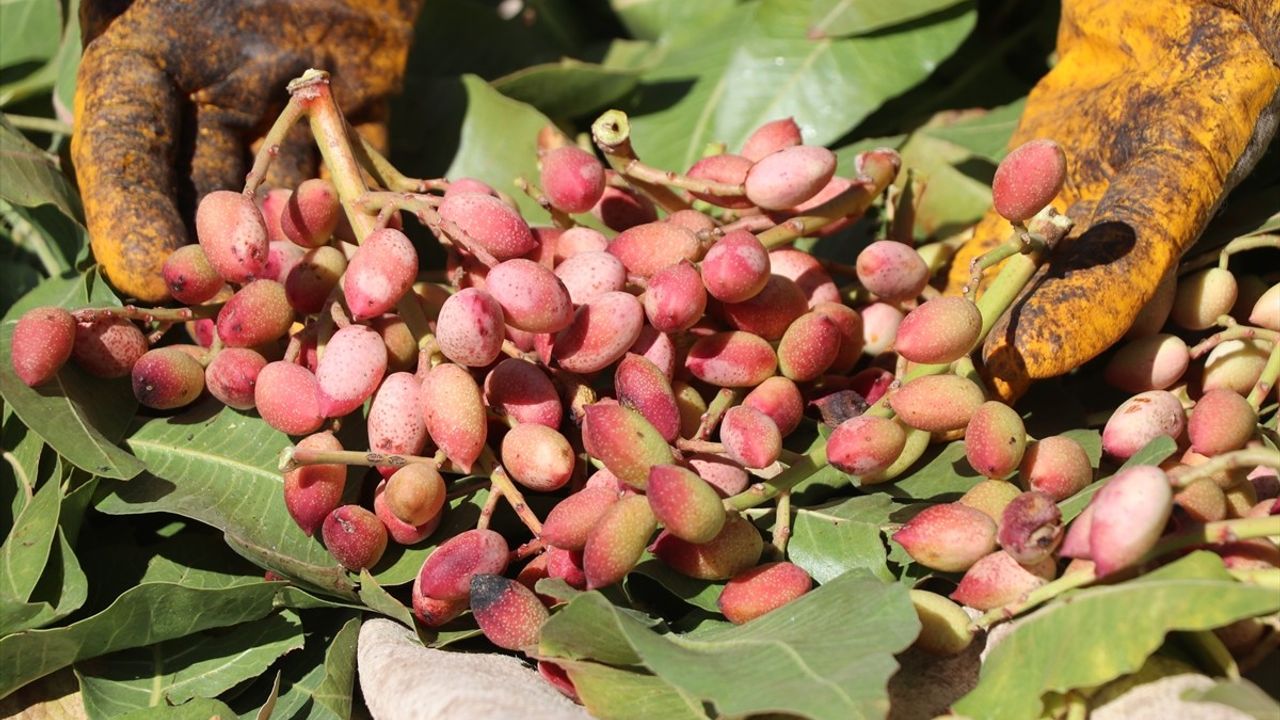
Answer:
[948,0,1279,400]
[72,0,423,303]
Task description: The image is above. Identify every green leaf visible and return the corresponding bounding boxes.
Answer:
[0,473,60,605]
[0,1,61,86]
[557,659,709,720]
[1,408,44,521]
[788,509,892,583]
[539,594,646,667]
[954,552,1280,720]
[1059,428,1103,469]
[76,610,305,716]
[0,579,288,697]
[1,528,87,634]
[0,320,142,480]
[492,60,639,119]
[1182,679,1280,720]
[626,558,724,614]
[921,98,1026,162]
[58,471,99,545]
[52,0,82,116]
[609,0,740,43]
[626,1,976,172]
[0,258,42,312]
[1058,435,1178,522]
[0,114,83,222]
[877,440,982,502]
[778,0,969,38]
[113,697,239,720]
[887,132,993,240]
[542,572,919,720]
[95,401,353,597]
[3,272,93,320]
[254,670,282,720]
[390,75,556,225]
[357,570,416,628]
[259,612,361,720]
[0,0,81,109]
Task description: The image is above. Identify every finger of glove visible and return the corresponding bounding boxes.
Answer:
[71,44,185,303]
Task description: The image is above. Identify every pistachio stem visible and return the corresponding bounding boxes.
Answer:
[772,491,793,556]
[695,387,743,440]
[278,446,467,475]
[1167,448,1280,489]
[725,441,827,511]
[975,515,1280,630]
[676,438,725,455]
[1217,234,1279,270]
[1247,340,1280,410]
[243,88,308,196]
[755,157,899,249]
[613,156,745,198]
[283,70,433,345]
[488,466,543,536]
[591,110,691,214]
[514,177,576,229]
[72,304,219,323]
[1189,319,1278,360]
[1146,516,1280,558]
[476,486,502,531]
[352,134,443,193]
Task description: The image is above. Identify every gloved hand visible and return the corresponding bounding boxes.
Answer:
[947,0,1279,400]
[72,0,423,303]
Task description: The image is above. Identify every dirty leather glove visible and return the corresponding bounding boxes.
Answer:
[72,0,423,302]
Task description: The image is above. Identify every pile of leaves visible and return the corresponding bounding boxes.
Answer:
[1,1,1277,719]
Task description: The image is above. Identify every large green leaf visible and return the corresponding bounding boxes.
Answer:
[0,0,80,108]
[76,609,305,716]
[3,271,94,320]
[357,570,416,629]
[0,320,143,480]
[114,698,239,720]
[391,75,556,225]
[1,528,87,635]
[922,98,1026,163]
[879,132,993,240]
[0,114,83,222]
[0,0,61,85]
[876,440,982,502]
[609,0,740,43]
[786,0,970,38]
[0,472,59,605]
[626,1,976,172]
[542,571,919,720]
[95,401,353,597]
[492,60,640,119]
[248,611,361,720]
[788,501,893,583]
[557,659,709,720]
[626,557,724,614]
[0,579,288,697]
[1,408,44,522]
[954,552,1280,720]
